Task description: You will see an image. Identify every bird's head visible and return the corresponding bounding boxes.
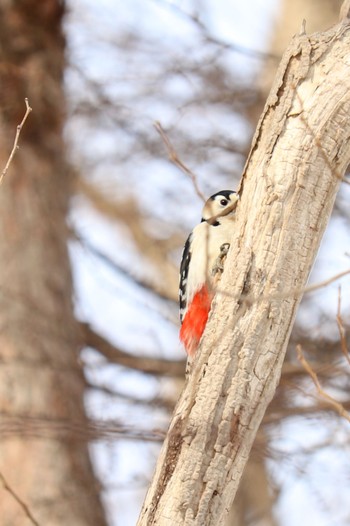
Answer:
[201,190,239,226]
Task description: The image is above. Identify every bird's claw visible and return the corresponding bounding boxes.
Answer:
[212,243,230,276]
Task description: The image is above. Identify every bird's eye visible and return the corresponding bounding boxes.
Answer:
[220,199,228,206]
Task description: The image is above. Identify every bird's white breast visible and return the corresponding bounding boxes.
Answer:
[186,218,233,305]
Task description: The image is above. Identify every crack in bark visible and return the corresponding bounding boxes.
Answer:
[147,417,184,523]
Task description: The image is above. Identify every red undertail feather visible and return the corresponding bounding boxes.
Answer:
[180,285,213,357]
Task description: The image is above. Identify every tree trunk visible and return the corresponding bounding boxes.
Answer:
[237,3,343,524]
[137,15,350,526]
[0,2,107,525]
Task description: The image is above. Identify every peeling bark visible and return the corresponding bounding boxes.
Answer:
[138,19,350,526]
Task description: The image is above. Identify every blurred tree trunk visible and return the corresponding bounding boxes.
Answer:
[271,0,342,50]
[226,446,277,526]
[0,2,107,525]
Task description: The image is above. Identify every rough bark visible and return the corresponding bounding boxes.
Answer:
[0,2,107,525]
[260,0,342,96]
[137,17,350,526]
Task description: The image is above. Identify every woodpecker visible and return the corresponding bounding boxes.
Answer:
[179,190,239,358]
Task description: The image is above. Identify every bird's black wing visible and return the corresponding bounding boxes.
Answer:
[179,232,192,323]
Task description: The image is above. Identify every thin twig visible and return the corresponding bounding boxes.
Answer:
[214,267,350,308]
[153,0,280,62]
[0,98,32,185]
[336,286,350,366]
[81,322,185,377]
[296,345,350,423]
[303,268,350,294]
[154,121,206,202]
[0,470,40,526]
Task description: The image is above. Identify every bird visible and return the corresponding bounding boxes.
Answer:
[179,190,239,358]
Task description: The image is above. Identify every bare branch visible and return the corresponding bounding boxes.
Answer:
[154,0,280,62]
[304,268,350,294]
[80,322,185,377]
[0,98,32,184]
[336,286,350,366]
[0,413,165,443]
[86,381,176,410]
[154,121,206,202]
[214,267,350,311]
[75,231,177,304]
[263,400,350,425]
[296,345,350,423]
[75,176,179,301]
[0,470,40,526]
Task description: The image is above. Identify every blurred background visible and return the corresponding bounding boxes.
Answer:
[0,1,349,525]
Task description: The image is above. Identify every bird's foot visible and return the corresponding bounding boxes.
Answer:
[212,243,230,277]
